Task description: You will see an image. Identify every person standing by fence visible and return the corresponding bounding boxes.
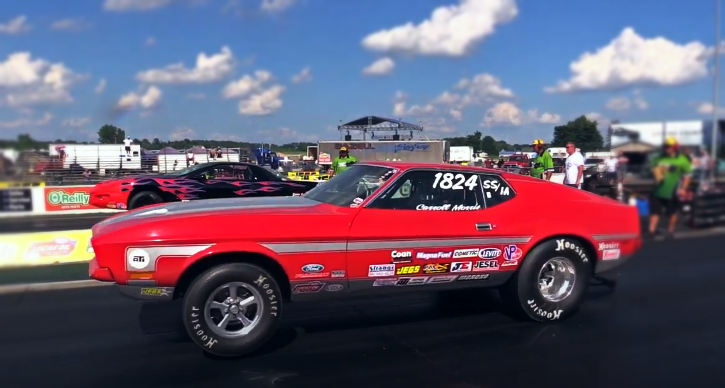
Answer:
[648,137,692,239]
[563,142,584,188]
[530,139,554,180]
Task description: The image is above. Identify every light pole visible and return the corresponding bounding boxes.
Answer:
[712,0,721,172]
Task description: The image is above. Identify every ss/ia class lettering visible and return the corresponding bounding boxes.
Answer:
[527,299,563,320]
[554,239,589,263]
[189,306,219,349]
[253,275,278,316]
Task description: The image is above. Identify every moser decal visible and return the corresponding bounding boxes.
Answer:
[555,239,589,263]
[396,265,421,275]
[457,274,490,281]
[473,260,499,271]
[478,248,502,259]
[416,251,453,260]
[453,249,479,259]
[292,281,325,294]
[301,264,325,273]
[451,262,472,273]
[426,275,457,283]
[369,264,395,277]
[325,284,344,292]
[331,270,346,278]
[527,299,563,320]
[602,249,621,260]
[422,263,449,274]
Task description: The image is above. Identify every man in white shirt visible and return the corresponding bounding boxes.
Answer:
[564,142,585,188]
[605,156,618,172]
[123,136,132,156]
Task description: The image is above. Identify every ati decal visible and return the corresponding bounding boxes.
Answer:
[453,249,479,258]
[473,260,499,271]
[555,239,589,263]
[416,251,453,260]
[391,250,413,259]
[396,265,421,275]
[426,275,457,284]
[295,272,330,279]
[450,262,472,273]
[373,278,398,287]
[396,277,427,286]
[602,249,620,260]
[325,284,344,292]
[457,274,489,281]
[292,281,325,294]
[331,270,346,278]
[422,263,449,274]
[478,248,501,259]
[369,264,395,277]
[527,299,563,320]
[301,264,325,273]
[599,242,619,250]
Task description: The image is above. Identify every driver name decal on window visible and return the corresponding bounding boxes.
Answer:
[416,204,481,211]
[432,173,478,190]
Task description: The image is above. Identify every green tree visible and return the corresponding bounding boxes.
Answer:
[480,135,498,155]
[98,124,126,144]
[551,116,604,153]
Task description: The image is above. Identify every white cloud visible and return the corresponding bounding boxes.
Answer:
[435,73,514,107]
[104,0,173,12]
[0,52,86,108]
[51,18,90,31]
[62,117,91,127]
[222,70,285,115]
[115,86,162,112]
[696,102,725,115]
[261,0,297,12]
[361,0,517,57]
[170,126,197,140]
[393,91,437,117]
[605,90,648,111]
[546,27,710,93]
[94,78,106,93]
[146,37,156,46]
[362,57,395,76]
[292,66,312,83]
[136,46,235,84]
[0,16,31,35]
[482,102,561,126]
[0,112,52,129]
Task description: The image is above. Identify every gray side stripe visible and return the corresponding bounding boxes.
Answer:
[262,237,531,254]
[592,234,639,241]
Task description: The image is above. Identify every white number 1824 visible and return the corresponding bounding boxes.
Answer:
[432,173,478,190]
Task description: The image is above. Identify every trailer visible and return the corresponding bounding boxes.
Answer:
[317,140,449,165]
[48,144,143,172]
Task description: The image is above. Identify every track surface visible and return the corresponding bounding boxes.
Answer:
[1,236,724,388]
[0,213,111,233]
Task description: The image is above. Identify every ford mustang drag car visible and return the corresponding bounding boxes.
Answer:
[89,162,642,357]
[89,162,318,210]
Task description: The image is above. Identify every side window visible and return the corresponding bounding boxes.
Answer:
[368,170,483,211]
[479,174,515,208]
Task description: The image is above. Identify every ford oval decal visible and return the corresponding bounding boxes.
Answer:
[301,264,324,273]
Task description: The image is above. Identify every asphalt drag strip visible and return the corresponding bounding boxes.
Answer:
[1,235,724,388]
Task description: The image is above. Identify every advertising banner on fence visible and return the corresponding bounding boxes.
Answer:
[44,186,94,212]
[0,229,93,268]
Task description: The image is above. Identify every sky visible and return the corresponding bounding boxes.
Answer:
[0,0,722,145]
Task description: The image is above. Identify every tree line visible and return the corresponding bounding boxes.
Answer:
[0,116,605,156]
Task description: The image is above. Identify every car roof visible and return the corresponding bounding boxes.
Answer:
[362,161,502,175]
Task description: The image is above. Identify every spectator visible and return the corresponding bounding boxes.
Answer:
[563,142,585,188]
[648,136,692,239]
[698,148,714,192]
[123,136,132,156]
[186,149,195,167]
[216,147,223,158]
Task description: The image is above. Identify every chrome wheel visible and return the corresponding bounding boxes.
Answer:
[204,282,263,338]
[537,257,576,303]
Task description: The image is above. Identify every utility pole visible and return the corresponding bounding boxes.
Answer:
[712,0,721,174]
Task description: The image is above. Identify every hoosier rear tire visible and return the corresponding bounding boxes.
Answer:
[499,238,592,322]
[182,263,283,357]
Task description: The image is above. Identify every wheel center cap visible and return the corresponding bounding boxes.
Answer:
[229,305,240,314]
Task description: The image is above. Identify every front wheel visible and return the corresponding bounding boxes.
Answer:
[128,190,164,210]
[499,238,592,322]
[182,263,283,357]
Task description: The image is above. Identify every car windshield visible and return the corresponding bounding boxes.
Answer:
[304,165,396,207]
[508,155,526,161]
[585,158,604,164]
[163,163,210,177]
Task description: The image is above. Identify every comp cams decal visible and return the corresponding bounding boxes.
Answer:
[422,263,449,274]
[527,299,563,320]
[555,239,589,263]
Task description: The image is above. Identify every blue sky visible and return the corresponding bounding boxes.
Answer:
[0,0,721,144]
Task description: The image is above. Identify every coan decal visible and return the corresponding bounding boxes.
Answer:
[555,239,589,263]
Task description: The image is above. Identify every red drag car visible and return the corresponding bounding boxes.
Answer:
[89,162,642,357]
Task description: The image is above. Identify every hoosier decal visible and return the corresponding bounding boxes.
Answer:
[554,239,589,263]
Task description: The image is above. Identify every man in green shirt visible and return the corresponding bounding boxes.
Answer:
[648,136,692,238]
[331,146,357,176]
[530,139,554,180]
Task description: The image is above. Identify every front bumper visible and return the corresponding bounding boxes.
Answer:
[117,285,175,301]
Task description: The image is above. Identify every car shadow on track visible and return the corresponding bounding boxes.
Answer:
[136,282,618,360]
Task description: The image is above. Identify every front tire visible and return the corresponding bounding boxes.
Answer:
[182,263,283,357]
[128,190,164,210]
[500,238,592,322]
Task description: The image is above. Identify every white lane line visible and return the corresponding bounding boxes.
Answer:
[0,280,114,295]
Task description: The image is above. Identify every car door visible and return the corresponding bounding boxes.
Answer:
[191,164,240,199]
[347,168,527,290]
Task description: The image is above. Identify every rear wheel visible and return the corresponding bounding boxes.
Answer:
[128,190,163,210]
[500,238,592,322]
[182,263,283,357]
